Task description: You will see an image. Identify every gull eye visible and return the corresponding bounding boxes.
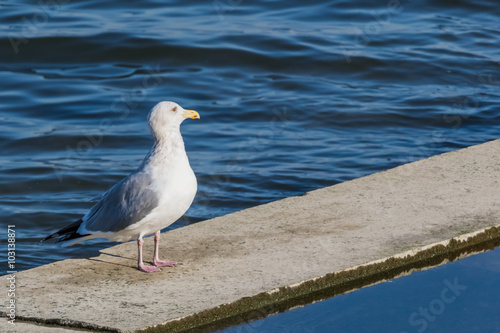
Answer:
[172,106,178,112]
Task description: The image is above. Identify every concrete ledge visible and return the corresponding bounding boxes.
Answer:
[0,320,82,333]
[3,139,500,332]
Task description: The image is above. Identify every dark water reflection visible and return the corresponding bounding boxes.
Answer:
[221,248,500,333]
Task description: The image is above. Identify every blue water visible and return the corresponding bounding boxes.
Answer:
[222,248,500,333]
[1,0,499,330]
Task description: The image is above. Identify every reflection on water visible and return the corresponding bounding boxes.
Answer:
[220,247,500,333]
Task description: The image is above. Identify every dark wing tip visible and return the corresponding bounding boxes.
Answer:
[41,219,84,243]
[40,234,56,242]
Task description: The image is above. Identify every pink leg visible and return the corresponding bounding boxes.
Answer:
[137,236,161,273]
[153,231,177,267]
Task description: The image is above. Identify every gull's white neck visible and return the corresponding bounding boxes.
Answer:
[139,126,189,173]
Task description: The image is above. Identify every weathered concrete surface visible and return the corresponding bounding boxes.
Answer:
[0,320,81,333]
[4,139,500,332]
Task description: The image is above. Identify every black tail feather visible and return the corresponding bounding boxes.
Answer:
[41,219,89,243]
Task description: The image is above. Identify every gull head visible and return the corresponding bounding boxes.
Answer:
[148,101,200,141]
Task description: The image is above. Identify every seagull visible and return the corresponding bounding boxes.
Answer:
[42,101,200,272]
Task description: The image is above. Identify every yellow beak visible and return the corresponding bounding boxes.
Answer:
[183,109,200,119]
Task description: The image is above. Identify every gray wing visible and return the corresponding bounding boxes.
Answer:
[82,171,159,233]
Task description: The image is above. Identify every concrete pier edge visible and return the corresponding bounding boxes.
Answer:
[143,226,500,333]
[4,139,500,332]
[9,226,500,333]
